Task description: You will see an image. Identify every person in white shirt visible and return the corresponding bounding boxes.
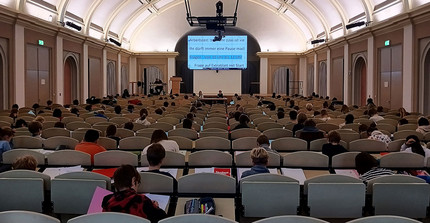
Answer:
[142,129,179,155]
[135,108,151,126]
[400,135,430,163]
[368,108,384,123]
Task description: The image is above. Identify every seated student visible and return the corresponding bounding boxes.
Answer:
[12,155,37,170]
[28,121,43,138]
[397,118,409,128]
[288,110,298,124]
[124,122,134,131]
[355,152,394,183]
[319,109,331,122]
[52,108,63,121]
[182,118,193,130]
[241,147,270,179]
[256,135,277,153]
[74,129,106,164]
[299,119,324,143]
[277,111,285,120]
[232,114,250,130]
[367,124,391,146]
[102,165,167,222]
[142,130,179,155]
[368,108,384,123]
[416,117,430,134]
[0,127,14,163]
[292,113,307,136]
[135,108,151,126]
[144,143,177,189]
[106,124,121,146]
[339,114,354,129]
[322,131,347,165]
[400,135,430,158]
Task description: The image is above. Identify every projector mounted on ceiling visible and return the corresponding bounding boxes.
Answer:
[184,0,239,41]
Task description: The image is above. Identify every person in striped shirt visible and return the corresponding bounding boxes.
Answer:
[355,152,394,183]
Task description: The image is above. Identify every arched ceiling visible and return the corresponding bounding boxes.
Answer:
[0,0,428,52]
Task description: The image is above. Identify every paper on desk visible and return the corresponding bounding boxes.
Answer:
[145,193,170,211]
[87,186,113,214]
[43,165,84,179]
[281,168,306,185]
[194,168,231,176]
[33,149,55,155]
[136,167,179,179]
[335,169,360,179]
[237,168,278,182]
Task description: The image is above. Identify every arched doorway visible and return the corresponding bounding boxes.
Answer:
[423,47,430,114]
[64,56,79,105]
[121,65,129,93]
[318,61,327,97]
[107,61,116,96]
[307,64,314,96]
[353,56,367,106]
[141,66,163,95]
[273,67,293,95]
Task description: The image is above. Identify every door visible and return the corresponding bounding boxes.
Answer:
[353,57,367,106]
[273,67,292,95]
[379,45,402,109]
[25,44,51,106]
[89,57,102,98]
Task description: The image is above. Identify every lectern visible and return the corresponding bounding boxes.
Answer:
[170,76,182,95]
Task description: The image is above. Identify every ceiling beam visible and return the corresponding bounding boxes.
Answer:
[102,0,132,40]
[83,0,103,35]
[302,0,330,39]
[57,0,69,22]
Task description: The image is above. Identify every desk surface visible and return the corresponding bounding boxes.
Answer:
[175,198,235,220]
[199,97,228,101]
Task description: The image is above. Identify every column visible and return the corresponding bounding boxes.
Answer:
[83,43,89,100]
[367,36,375,102]
[299,57,307,96]
[102,49,107,96]
[260,57,268,95]
[314,54,318,93]
[343,44,350,105]
[326,49,331,98]
[403,24,413,111]
[168,57,176,93]
[14,24,25,106]
[117,53,121,95]
[56,35,64,105]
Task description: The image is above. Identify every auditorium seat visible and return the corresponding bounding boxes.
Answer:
[346,215,421,223]
[159,214,236,223]
[271,137,307,152]
[240,174,300,217]
[2,149,45,165]
[253,215,329,223]
[231,128,261,139]
[195,136,231,151]
[118,136,150,151]
[46,150,91,166]
[283,151,329,168]
[141,151,185,167]
[94,151,138,167]
[0,210,60,223]
[188,150,232,167]
[235,151,280,167]
[137,172,175,194]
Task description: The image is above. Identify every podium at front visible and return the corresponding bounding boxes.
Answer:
[170,76,182,95]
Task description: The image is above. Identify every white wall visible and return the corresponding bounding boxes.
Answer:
[193,70,241,95]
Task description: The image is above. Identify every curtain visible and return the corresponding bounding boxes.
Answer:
[319,62,327,97]
[307,65,314,96]
[273,67,293,95]
[143,66,163,94]
[121,65,129,93]
[107,61,116,96]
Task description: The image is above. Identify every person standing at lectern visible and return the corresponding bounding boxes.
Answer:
[154,78,163,95]
[217,90,224,104]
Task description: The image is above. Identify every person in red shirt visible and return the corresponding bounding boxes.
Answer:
[75,129,106,164]
[102,165,167,222]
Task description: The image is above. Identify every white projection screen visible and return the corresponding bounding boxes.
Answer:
[193,70,242,95]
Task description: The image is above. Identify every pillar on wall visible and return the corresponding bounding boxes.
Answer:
[167,57,175,93]
[117,53,121,95]
[313,54,318,94]
[260,57,268,95]
[344,44,350,106]
[403,24,413,111]
[14,24,25,106]
[102,49,107,97]
[326,49,331,98]
[367,36,375,103]
[129,57,137,94]
[83,43,89,101]
[56,35,64,105]
[299,57,307,97]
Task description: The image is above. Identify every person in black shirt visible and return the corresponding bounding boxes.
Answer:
[144,143,177,191]
[233,114,250,130]
[322,130,347,166]
[154,78,163,95]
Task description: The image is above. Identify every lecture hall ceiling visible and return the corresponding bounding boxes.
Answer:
[0,0,428,52]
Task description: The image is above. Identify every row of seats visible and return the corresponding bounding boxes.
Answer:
[0,211,421,223]
[13,133,430,153]
[0,171,428,219]
[4,149,430,169]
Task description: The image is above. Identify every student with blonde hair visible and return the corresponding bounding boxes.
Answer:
[241,147,270,178]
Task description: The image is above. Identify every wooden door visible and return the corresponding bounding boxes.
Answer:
[64,57,72,104]
[379,45,402,109]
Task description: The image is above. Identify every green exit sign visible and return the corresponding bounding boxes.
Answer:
[38,40,44,46]
[384,40,390,46]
